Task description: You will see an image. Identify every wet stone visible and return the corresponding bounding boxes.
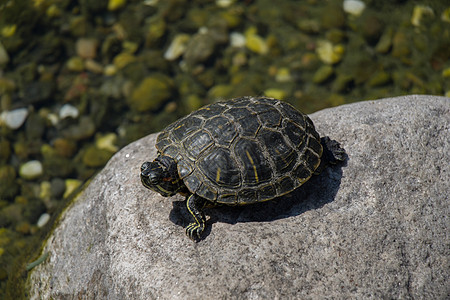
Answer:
[0,165,18,199]
[43,155,74,178]
[25,112,46,139]
[22,81,55,105]
[19,160,43,180]
[0,107,28,130]
[128,75,173,112]
[62,116,96,141]
[50,178,66,198]
[82,145,114,168]
[184,33,217,66]
[313,65,334,84]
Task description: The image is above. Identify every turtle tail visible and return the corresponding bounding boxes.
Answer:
[314,136,346,175]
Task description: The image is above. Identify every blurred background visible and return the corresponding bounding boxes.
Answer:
[0,0,449,297]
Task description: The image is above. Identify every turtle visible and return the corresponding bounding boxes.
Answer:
[140,96,346,241]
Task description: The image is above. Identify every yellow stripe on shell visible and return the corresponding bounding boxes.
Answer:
[245,150,259,183]
[215,167,221,183]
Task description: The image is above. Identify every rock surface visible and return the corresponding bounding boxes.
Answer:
[28,95,449,299]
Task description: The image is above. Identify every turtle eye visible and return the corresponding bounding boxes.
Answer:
[141,162,151,172]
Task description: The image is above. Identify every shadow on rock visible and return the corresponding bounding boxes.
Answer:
[169,157,347,239]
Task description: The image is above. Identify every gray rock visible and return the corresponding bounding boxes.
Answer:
[28,95,449,299]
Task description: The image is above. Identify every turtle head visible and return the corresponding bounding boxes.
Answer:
[140,155,183,197]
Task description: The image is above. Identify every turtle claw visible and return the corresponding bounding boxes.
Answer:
[185,222,205,241]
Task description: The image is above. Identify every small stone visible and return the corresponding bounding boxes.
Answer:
[275,68,292,83]
[368,71,391,87]
[343,0,366,16]
[108,0,126,11]
[15,221,31,234]
[39,181,52,202]
[1,107,28,130]
[264,88,286,100]
[297,19,320,34]
[23,81,55,104]
[50,178,66,198]
[442,8,450,23]
[391,30,410,58]
[1,24,17,38]
[185,94,202,111]
[104,64,117,76]
[143,0,159,6]
[0,77,16,93]
[332,74,353,92]
[96,133,119,153]
[360,15,384,45]
[46,4,62,18]
[19,160,43,180]
[42,150,74,177]
[164,34,190,61]
[0,165,18,198]
[122,41,139,54]
[325,29,346,44]
[321,4,346,29]
[37,213,51,228]
[67,57,88,77]
[313,65,334,84]
[113,53,136,69]
[46,113,59,126]
[82,146,113,168]
[76,38,99,59]
[100,77,123,99]
[25,112,45,139]
[230,32,246,48]
[145,16,166,47]
[85,59,104,73]
[64,179,82,198]
[184,33,216,66]
[375,27,394,54]
[207,84,234,100]
[59,104,79,119]
[245,29,268,55]
[232,51,247,67]
[216,0,235,8]
[61,116,96,140]
[316,40,345,64]
[411,5,434,27]
[442,67,450,78]
[129,75,173,112]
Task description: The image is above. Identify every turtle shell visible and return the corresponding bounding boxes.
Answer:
[155,96,323,204]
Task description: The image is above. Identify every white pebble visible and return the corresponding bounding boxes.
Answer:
[20,160,43,180]
[216,0,235,8]
[37,213,51,228]
[343,0,366,16]
[0,107,28,129]
[230,32,246,48]
[59,104,79,119]
[46,113,59,126]
[164,34,190,61]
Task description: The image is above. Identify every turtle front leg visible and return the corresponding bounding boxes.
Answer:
[185,194,207,241]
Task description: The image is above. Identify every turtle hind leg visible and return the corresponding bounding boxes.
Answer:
[185,194,207,241]
[314,136,346,175]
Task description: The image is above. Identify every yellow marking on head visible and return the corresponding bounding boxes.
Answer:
[246,150,259,183]
[215,167,221,183]
[156,185,171,194]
